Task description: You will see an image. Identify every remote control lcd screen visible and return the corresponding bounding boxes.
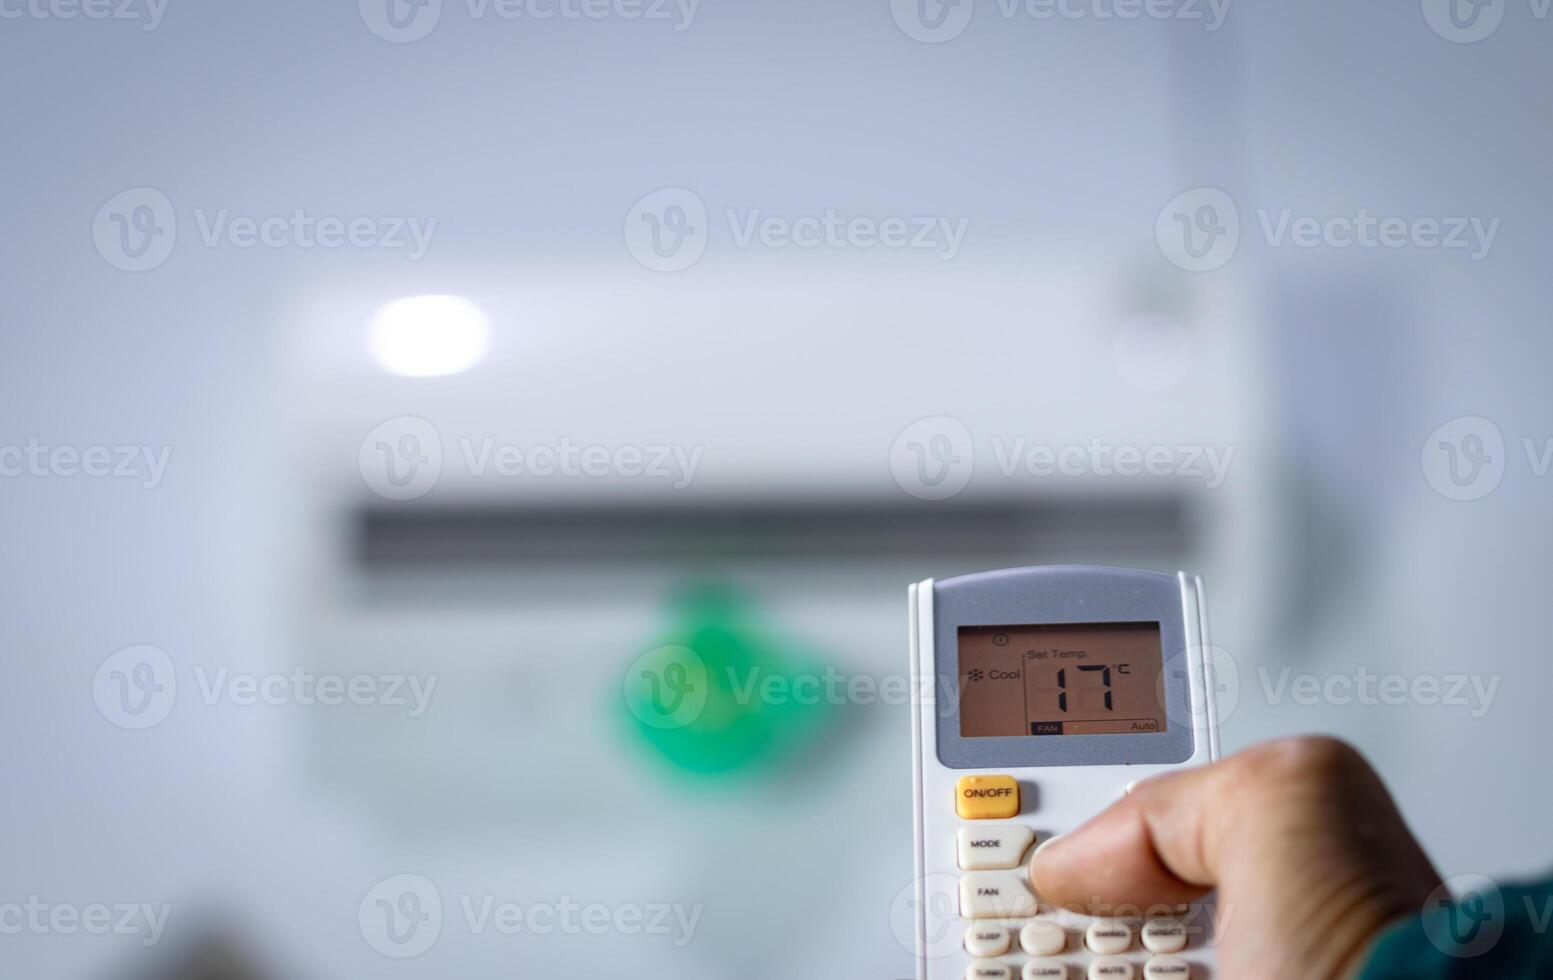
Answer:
[957,622,1168,737]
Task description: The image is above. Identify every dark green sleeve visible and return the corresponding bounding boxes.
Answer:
[1359,877,1553,979]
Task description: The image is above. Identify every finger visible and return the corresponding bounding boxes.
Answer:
[1029,765,1220,914]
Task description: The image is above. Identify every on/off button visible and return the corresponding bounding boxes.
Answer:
[955,775,1020,819]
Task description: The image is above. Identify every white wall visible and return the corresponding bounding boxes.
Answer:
[2,1,1550,977]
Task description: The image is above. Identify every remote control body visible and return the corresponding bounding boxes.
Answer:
[909,566,1221,980]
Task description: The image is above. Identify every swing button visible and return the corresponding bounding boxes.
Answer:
[956,775,1020,819]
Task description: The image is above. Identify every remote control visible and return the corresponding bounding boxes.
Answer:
[908,566,1222,980]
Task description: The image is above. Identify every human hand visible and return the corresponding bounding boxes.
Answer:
[1029,737,1442,980]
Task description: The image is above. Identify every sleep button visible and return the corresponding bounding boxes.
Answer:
[956,775,1021,820]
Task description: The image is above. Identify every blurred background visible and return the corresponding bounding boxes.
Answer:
[3,0,1551,976]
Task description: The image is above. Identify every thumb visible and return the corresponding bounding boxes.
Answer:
[1028,762,1223,914]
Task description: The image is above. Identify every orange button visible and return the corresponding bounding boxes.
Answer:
[955,774,1020,819]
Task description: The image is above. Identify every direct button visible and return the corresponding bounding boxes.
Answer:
[957,825,1037,870]
[956,775,1021,820]
[959,872,1039,919]
[964,924,1013,957]
[1141,919,1188,954]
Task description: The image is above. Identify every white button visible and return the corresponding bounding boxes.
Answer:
[957,825,1037,871]
[1019,920,1066,956]
[1023,961,1067,979]
[959,872,1039,919]
[967,963,1014,980]
[1141,919,1188,954]
[965,923,1013,957]
[1085,920,1133,955]
[1087,957,1136,980]
[1143,955,1191,979]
